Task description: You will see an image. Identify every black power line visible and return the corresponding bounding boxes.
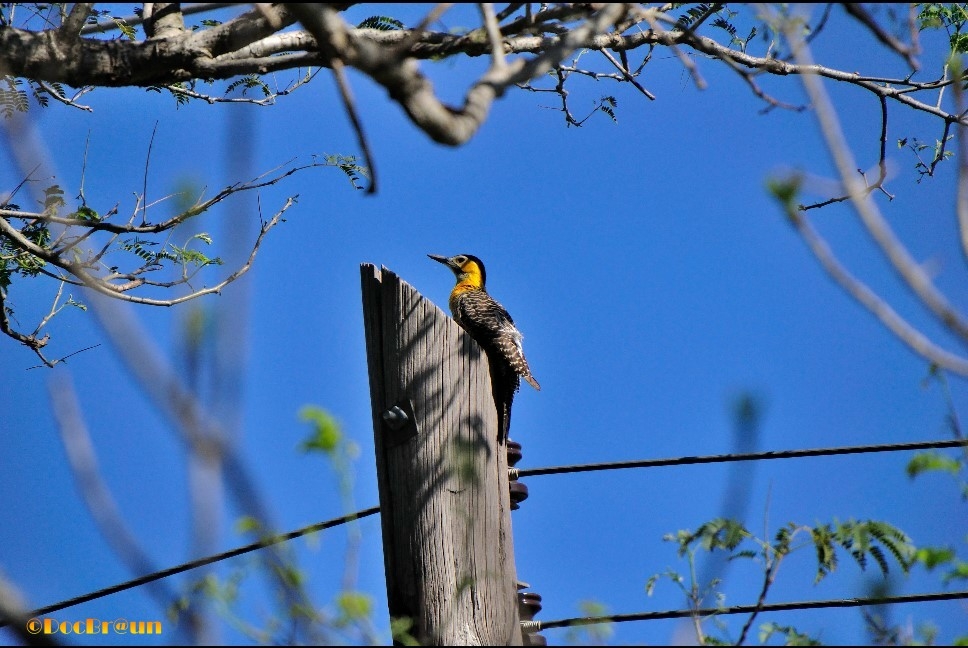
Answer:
[0,506,380,629]
[514,438,968,478]
[6,438,965,631]
[529,589,968,631]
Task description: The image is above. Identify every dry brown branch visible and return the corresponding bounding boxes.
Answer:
[286,3,630,145]
[3,4,966,140]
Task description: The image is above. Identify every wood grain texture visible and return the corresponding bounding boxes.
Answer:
[361,264,522,646]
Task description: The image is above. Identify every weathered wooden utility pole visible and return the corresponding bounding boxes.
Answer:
[360,264,523,646]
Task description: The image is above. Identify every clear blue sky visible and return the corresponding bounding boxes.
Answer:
[1,4,966,645]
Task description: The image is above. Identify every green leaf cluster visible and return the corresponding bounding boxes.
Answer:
[225,75,271,98]
[666,517,752,556]
[651,515,916,644]
[918,4,968,55]
[146,82,193,107]
[767,173,804,223]
[299,406,343,456]
[85,8,137,40]
[759,622,821,646]
[334,591,372,627]
[598,96,618,123]
[1,76,76,116]
[1,76,29,117]
[357,15,405,31]
[390,617,420,646]
[119,232,222,269]
[674,3,716,30]
[1,221,50,290]
[907,450,963,479]
[321,154,369,190]
[809,519,915,584]
[897,135,955,181]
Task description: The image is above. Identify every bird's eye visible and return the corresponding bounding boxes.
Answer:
[455,256,466,265]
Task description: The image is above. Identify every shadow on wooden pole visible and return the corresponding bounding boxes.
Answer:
[360,264,523,646]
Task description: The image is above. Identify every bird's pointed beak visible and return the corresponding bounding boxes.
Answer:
[427,254,451,267]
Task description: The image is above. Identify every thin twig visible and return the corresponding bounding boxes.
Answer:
[2,160,325,234]
[24,343,100,370]
[36,81,93,111]
[644,11,707,90]
[599,48,655,100]
[0,195,295,307]
[927,120,953,178]
[736,547,782,645]
[841,3,919,71]
[330,59,377,194]
[30,279,66,336]
[140,122,158,226]
[0,285,51,362]
[801,94,891,211]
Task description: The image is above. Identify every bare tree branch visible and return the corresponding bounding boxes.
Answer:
[330,58,377,194]
[288,3,630,145]
[1,4,965,137]
[643,8,707,90]
[841,3,919,71]
[954,72,968,266]
[48,371,184,613]
[35,80,93,111]
[763,6,968,373]
[785,206,968,375]
[58,3,94,39]
[801,94,892,211]
[80,3,235,35]
[599,48,656,100]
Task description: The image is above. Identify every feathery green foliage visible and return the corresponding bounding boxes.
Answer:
[0,76,28,117]
[759,622,822,646]
[674,4,714,30]
[357,15,405,31]
[321,154,369,190]
[918,3,968,55]
[598,96,618,123]
[649,516,915,644]
[225,75,272,98]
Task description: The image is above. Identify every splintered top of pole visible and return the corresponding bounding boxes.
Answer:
[360,263,522,646]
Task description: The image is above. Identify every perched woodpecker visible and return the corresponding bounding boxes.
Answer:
[428,253,540,443]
